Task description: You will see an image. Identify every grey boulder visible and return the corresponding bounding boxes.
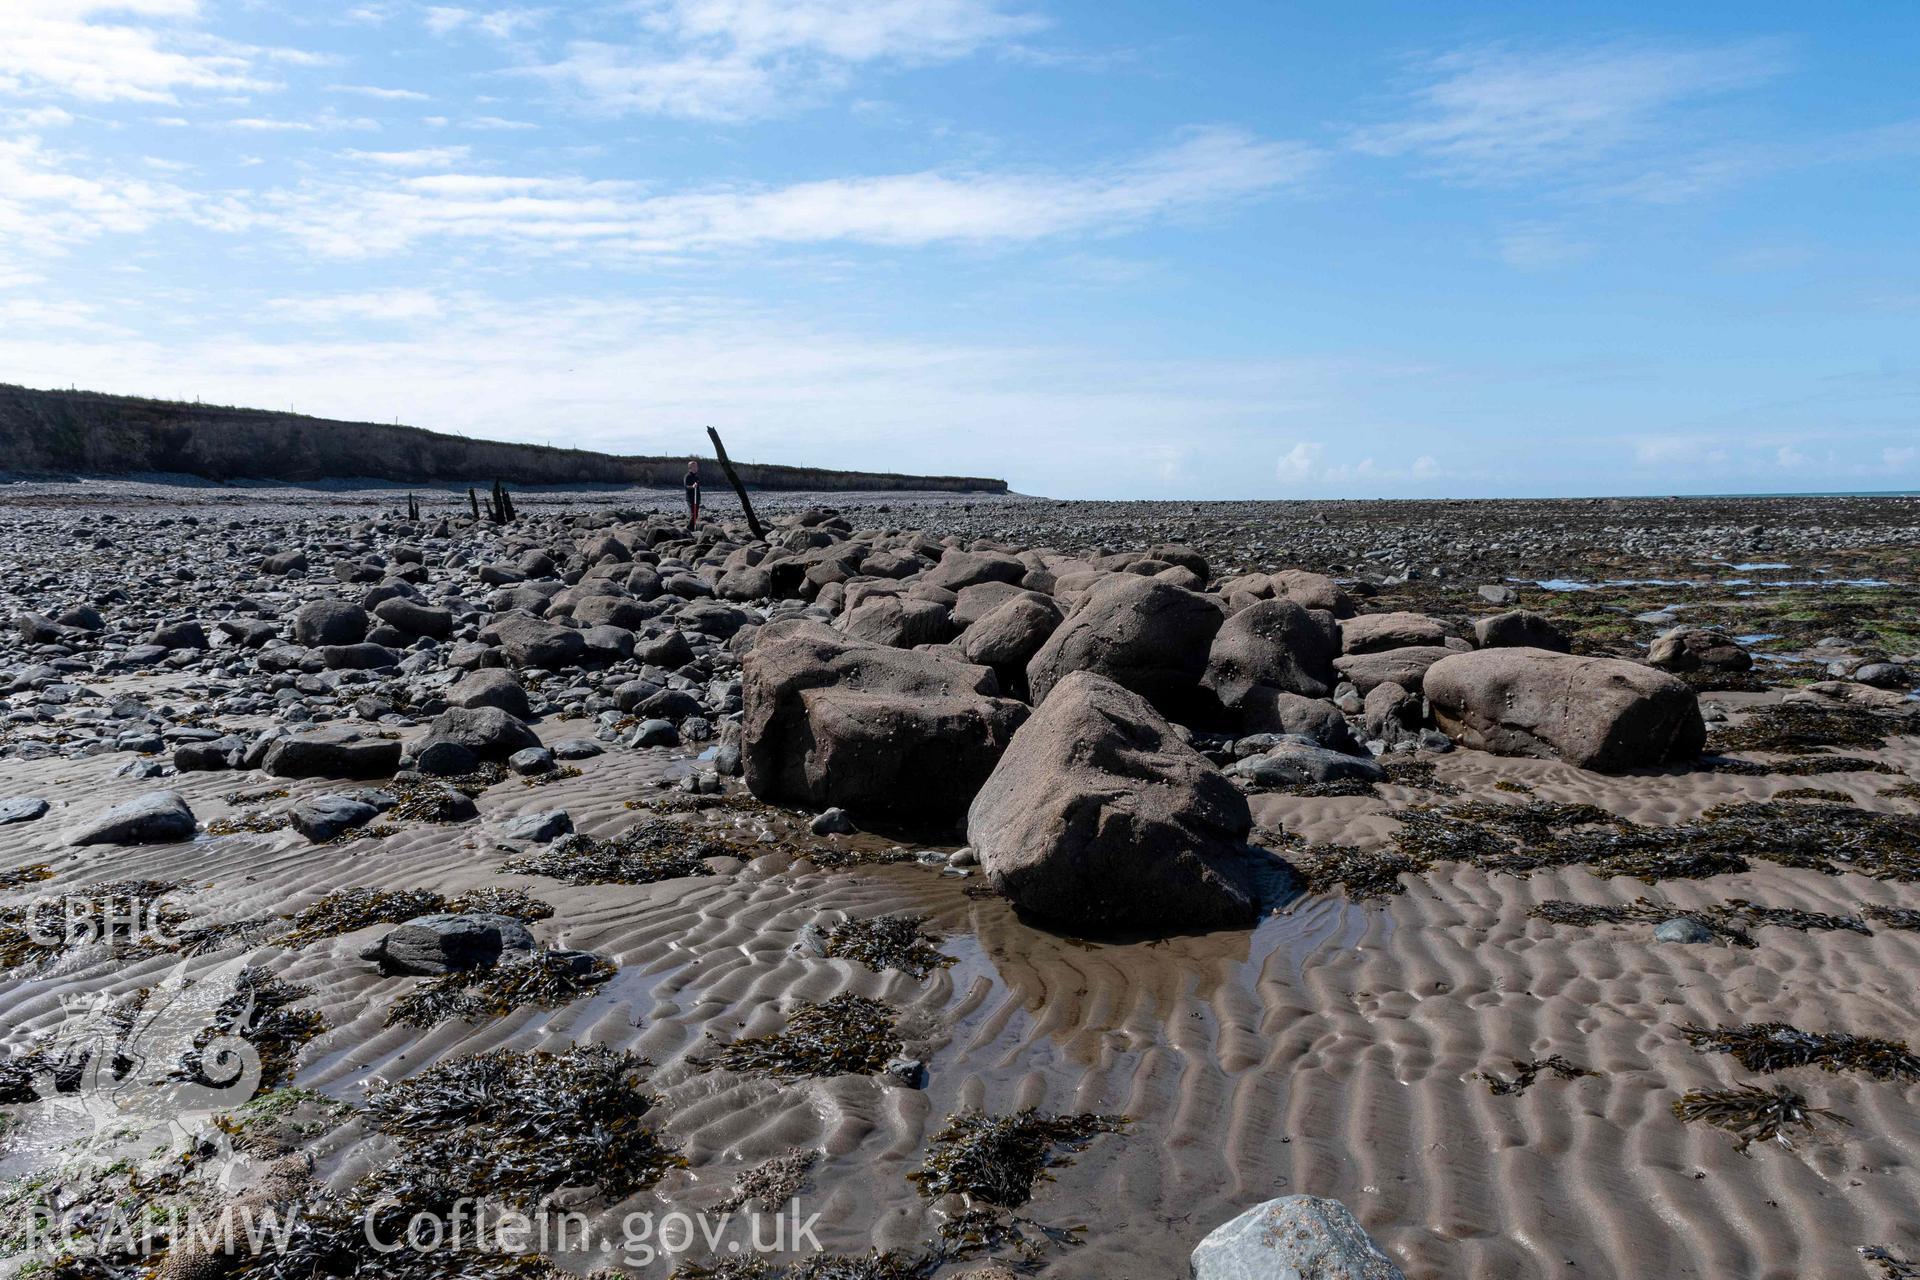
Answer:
[1190,1195,1404,1280]
[359,913,537,976]
[68,790,196,846]
[290,795,378,843]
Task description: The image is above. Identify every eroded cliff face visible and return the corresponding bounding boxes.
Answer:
[0,383,1007,493]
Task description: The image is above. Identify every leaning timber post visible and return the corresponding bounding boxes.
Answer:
[469,487,480,521]
[705,425,766,541]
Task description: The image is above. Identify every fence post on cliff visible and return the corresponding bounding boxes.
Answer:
[705,425,766,541]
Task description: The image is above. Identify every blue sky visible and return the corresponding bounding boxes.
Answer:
[1,1,1915,498]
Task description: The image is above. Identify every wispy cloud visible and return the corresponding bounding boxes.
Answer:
[267,288,447,322]
[341,145,473,167]
[0,0,306,104]
[425,6,549,40]
[1496,222,1595,269]
[0,134,196,256]
[257,127,1318,258]
[327,82,431,101]
[1350,39,1787,191]
[1277,440,1441,487]
[533,0,1046,120]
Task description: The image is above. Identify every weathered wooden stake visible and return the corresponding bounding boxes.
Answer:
[469,487,480,521]
[705,425,765,541]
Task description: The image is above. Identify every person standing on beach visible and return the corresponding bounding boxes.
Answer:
[684,458,700,530]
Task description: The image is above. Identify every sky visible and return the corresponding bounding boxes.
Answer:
[0,1,1916,499]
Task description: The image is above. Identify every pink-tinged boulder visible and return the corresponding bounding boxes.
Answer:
[742,621,1026,832]
[968,671,1258,934]
[1424,647,1705,772]
[1026,574,1224,717]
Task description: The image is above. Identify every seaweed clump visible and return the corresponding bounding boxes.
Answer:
[205,811,290,836]
[1711,702,1903,754]
[449,886,555,920]
[1531,898,1750,946]
[714,1147,818,1213]
[1861,1246,1920,1279]
[1292,843,1431,901]
[1379,757,1461,796]
[0,863,52,889]
[1679,1022,1920,1081]
[1862,905,1920,931]
[823,915,953,979]
[504,820,716,886]
[1707,755,1897,777]
[675,1253,935,1280]
[278,887,450,946]
[1477,1055,1595,1096]
[190,968,326,1088]
[708,994,900,1079]
[908,1108,1128,1209]
[363,1044,679,1200]
[236,1049,668,1280]
[385,952,616,1028]
[1672,1083,1847,1153]
[0,879,188,971]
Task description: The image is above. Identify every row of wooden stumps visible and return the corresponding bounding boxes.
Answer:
[466,478,515,524]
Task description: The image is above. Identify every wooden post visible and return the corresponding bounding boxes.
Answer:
[705,425,766,541]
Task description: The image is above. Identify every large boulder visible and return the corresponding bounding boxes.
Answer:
[1424,648,1706,772]
[836,594,952,649]
[968,671,1258,934]
[1473,610,1570,652]
[1204,598,1340,710]
[1026,575,1224,717]
[261,727,403,779]
[416,706,541,761]
[742,622,1027,831]
[1228,740,1385,788]
[1648,626,1752,672]
[1339,611,1449,655]
[289,795,379,843]
[923,549,1026,592]
[291,599,368,647]
[1332,646,1455,695]
[1268,569,1355,618]
[489,613,587,669]
[447,668,531,718]
[373,597,454,639]
[1190,1195,1405,1280]
[956,593,1063,695]
[1236,690,1362,754]
[358,913,536,976]
[67,791,196,846]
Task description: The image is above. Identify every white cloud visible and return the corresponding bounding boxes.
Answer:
[0,0,298,104]
[1496,222,1594,270]
[1276,440,1445,487]
[1350,40,1785,190]
[267,289,447,322]
[228,109,378,132]
[256,128,1317,258]
[425,6,548,40]
[1275,441,1324,481]
[0,135,196,257]
[1884,446,1917,472]
[341,146,473,168]
[328,83,431,101]
[534,0,1045,120]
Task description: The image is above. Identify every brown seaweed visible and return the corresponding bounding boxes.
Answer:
[1672,1083,1847,1153]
